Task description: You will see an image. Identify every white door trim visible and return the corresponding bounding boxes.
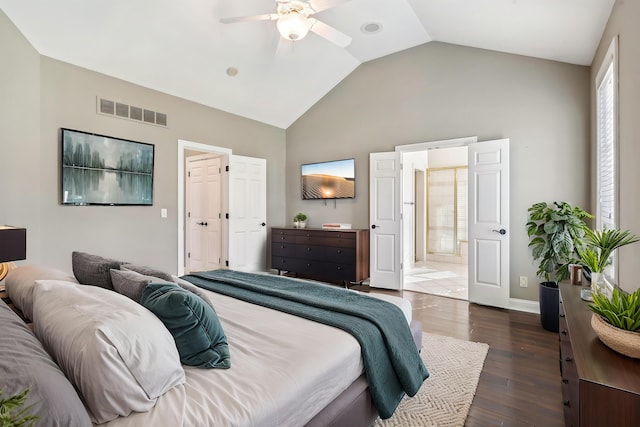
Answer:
[177,140,232,276]
[395,136,478,152]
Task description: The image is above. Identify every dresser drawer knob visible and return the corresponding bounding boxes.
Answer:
[561,330,567,335]
[563,400,571,407]
[565,357,573,362]
[336,266,342,270]
[307,247,311,252]
[337,249,342,254]
[560,314,565,318]
[562,379,568,384]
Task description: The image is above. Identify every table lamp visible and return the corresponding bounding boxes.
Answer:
[0,226,27,281]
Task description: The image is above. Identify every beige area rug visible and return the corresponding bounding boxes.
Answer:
[374,333,489,427]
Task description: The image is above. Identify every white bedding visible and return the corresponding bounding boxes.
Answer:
[98,287,371,427]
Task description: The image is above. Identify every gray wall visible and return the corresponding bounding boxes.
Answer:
[287,42,591,301]
[0,10,41,265]
[1,8,287,274]
[591,0,640,293]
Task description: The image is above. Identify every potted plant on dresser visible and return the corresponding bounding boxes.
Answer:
[577,227,640,296]
[589,287,640,358]
[293,212,308,229]
[526,201,592,332]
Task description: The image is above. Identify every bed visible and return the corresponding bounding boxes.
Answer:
[2,253,427,427]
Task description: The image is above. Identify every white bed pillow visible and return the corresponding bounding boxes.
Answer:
[32,280,186,424]
[5,265,78,321]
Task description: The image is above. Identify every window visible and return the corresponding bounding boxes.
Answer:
[595,37,618,280]
[426,166,468,255]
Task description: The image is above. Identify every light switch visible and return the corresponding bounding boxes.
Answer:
[161,208,168,218]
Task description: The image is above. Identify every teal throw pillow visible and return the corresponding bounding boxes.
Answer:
[141,283,231,369]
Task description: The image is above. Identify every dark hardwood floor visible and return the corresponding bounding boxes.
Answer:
[368,287,565,427]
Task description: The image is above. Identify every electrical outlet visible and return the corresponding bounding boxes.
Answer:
[519,276,528,288]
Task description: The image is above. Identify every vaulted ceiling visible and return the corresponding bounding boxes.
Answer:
[0,0,615,129]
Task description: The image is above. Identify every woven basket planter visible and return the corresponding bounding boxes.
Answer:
[591,313,640,359]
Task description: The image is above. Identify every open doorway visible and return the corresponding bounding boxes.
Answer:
[402,146,469,300]
[177,140,231,276]
[177,140,268,276]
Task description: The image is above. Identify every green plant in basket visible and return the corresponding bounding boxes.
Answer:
[0,388,39,427]
[589,287,640,332]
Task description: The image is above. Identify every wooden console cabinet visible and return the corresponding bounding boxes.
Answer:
[271,227,369,285]
[559,282,640,427]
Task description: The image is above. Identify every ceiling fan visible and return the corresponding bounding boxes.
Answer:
[220,0,353,48]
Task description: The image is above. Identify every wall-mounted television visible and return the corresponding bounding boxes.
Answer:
[61,128,154,206]
[301,158,355,200]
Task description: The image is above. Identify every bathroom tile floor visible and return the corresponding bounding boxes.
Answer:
[403,260,468,300]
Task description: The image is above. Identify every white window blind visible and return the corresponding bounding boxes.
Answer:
[595,37,618,281]
[596,62,615,232]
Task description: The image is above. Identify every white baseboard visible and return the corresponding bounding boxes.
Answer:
[508,298,540,314]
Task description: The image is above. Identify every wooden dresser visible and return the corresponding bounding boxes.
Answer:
[559,282,640,426]
[271,227,369,285]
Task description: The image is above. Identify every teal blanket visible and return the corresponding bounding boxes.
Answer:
[183,270,429,419]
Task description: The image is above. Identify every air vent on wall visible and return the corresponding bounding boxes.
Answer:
[97,96,168,127]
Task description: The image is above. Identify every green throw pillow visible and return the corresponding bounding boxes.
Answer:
[141,283,231,369]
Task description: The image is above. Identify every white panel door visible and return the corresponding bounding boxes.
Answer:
[369,152,402,290]
[228,155,267,272]
[186,155,222,273]
[468,139,510,308]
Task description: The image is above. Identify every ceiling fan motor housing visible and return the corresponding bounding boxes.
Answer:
[276,1,313,40]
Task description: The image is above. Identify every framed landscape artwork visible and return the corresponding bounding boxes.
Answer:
[61,128,154,206]
[301,158,355,200]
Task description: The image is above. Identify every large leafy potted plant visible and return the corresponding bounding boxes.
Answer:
[526,201,592,332]
[578,227,640,295]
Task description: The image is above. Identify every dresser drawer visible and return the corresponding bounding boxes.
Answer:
[295,235,356,248]
[323,246,356,263]
[272,233,299,243]
[271,242,298,257]
[303,262,356,282]
[271,256,306,272]
[296,245,329,261]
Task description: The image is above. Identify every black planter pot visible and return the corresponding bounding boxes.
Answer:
[539,281,559,332]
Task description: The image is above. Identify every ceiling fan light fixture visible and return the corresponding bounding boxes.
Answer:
[277,11,311,41]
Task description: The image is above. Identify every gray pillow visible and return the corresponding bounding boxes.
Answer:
[110,269,171,303]
[72,251,123,290]
[0,301,92,426]
[120,264,174,282]
[172,276,215,309]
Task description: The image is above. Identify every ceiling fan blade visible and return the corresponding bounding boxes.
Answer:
[309,19,352,48]
[220,14,278,24]
[307,0,353,14]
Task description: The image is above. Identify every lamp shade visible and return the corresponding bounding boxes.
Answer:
[277,11,311,41]
[0,226,27,263]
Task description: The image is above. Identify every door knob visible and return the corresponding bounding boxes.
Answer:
[492,228,506,235]
[261,222,266,227]
[371,224,378,229]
